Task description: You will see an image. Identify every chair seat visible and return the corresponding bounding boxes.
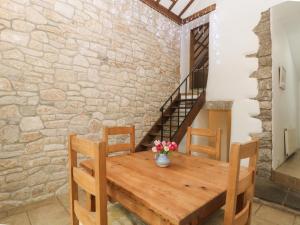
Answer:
[203,209,224,225]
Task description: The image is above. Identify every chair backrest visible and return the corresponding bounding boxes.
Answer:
[186,127,222,160]
[103,126,135,155]
[224,140,259,225]
[68,134,107,225]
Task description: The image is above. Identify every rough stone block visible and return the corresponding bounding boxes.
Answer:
[0,30,30,46]
[25,7,47,24]
[54,2,74,19]
[40,89,66,101]
[0,125,19,144]
[20,117,44,132]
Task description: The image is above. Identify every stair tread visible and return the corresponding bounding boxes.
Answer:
[171,106,193,109]
[149,132,172,135]
[175,99,195,102]
[163,114,186,117]
[157,123,180,127]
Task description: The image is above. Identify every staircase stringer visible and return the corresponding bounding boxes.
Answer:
[173,91,206,144]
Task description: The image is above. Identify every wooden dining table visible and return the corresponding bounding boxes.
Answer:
[81,151,248,225]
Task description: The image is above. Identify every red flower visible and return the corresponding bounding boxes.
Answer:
[169,142,178,151]
[156,144,163,151]
[169,144,175,151]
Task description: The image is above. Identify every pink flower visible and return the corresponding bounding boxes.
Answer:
[154,140,161,146]
[171,142,178,149]
[152,140,178,154]
[152,146,157,153]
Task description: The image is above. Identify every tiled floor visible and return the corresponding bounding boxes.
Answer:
[1,194,300,225]
[276,150,300,179]
[255,176,300,211]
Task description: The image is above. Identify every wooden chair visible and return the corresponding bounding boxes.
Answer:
[68,134,107,225]
[80,126,135,212]
[103,126,135,155]
[186,127,221,160]
[224,140,259,225]
[204,139,259,225]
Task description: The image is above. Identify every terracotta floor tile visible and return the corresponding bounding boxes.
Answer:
[252,202,261,214]
[252,217,278,225]
[27,200,69,225]
[57,194,69,212]
[0,212,31,225]
[276,150,300,179]
[256,205,295,225]
[1,196,299,225]
[295,216,300,225]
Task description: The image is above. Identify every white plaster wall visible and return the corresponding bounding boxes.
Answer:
[180,0,300,149]
[271,6,299,169]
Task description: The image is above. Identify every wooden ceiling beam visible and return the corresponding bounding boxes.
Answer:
[169,0,178,11]
[140,0,182,25]
[139,1,216,26]
[182,4,216,24]
[179,0,195,18]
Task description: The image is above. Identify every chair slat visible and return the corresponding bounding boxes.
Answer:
[239,141,258,159]
[107,126,133,135]
[73,167,96,195]
[71,137,97,158]
[190,145,216,156]
[190,128,216,137]
[74,200,96,225]
[108,143,132,153]
[186,127,221,160]
[234,201,250,225]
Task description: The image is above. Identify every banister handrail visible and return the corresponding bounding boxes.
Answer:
[160,64,206,111]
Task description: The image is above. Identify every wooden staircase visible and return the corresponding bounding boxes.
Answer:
[135,23,209,151]
[136,73,207,151]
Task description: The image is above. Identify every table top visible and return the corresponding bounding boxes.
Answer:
[81,151,248,225]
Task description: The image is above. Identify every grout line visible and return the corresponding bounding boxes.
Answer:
[254,197,300,216]
[56,195,70,215]
[253,203,262,215]
[292,216,297,225]
[282,187,290,206]
[25,211,33,225]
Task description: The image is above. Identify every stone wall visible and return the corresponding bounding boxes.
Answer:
[250,10,272,178]
[0,0,180,216]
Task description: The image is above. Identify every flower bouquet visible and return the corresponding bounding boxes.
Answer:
[152,140,178,167]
